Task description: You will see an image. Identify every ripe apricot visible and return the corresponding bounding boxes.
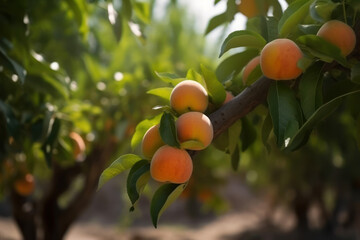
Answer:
[176,112,213,150]
[141,124,165,159]
[69,132,86,160]
[223,91,234,104]
[150,145,193,183]
[170,80,208,114]
[14,173,35,196]
[260,38,303,80]
[317,20,356,56]
[242,56,260,84]
[238,0,268,18]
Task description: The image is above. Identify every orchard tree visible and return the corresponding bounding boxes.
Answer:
[99,0,360,235]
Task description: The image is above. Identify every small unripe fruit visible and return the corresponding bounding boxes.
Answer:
[176,112,213,150]
[242,56,260,84]
[260,38,303,80]
[141,124,165,159]
[170,80,208,114]
[150,145,193,183]
[317,20,356,56]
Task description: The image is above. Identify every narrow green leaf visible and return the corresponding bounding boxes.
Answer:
[64,0,88,35]
[261,16,279,42]
[267,82,303,148]
[0,46,26,84]
[298,24,322,35]
[240,117,257,151]
[147,87,173,101]
[351,62,360,85]
[41,118,61,167]
[150,183,186,228]
[219,30,267,57]
[127,160,150,211]
[278,0,312,37]
[310,0,339,22]
[299,61,324,119]
[200,64,226,105]
[133,1,151,24]
[286,89,360,151]
[261,113,272,152]
[297,35,348,67]
[216,49,259,83]
[121,0,132,19]
[155,72,184,85]
[228,120,242,155]
[131,115,161,150]
[186,69,206,87]
[231,144,241,171]
[159,112,180,148]
[98,154,142,190]
[180,140,204,150]
[205,12,227,35]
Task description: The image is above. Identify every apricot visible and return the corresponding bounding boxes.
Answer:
[317,20,356,56]
[176,112,213,150]
[69,131,86,160]
[260,38,303,80]
[242,56,260,84]
[223,91,234,104]
[150,145,193,183]
[170,80,208,114]
[14,173,35,196]
[238,0,268,18]
[141,124,165,159]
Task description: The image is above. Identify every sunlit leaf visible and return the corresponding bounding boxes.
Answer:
[150,183,186,228]
[127,160,150,211]
[228,120,242,155]
[278,0,312,37]
[98,154,142,190]
[310,0,339,22]
[155,72,184,85]
[133,1,151,24]
[219,30,267,57]
[205,12,227,35]
[131,115,162,150]
[180,140,204,150]
[147,87,173,101]
[200,64,226,105]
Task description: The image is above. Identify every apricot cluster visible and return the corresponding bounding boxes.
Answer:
[141,80,213,184]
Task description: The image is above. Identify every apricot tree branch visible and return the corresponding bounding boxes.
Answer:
[209,76,272,138]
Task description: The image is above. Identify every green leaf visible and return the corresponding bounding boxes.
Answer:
[41,117,61,167]
[186,68,206,87]
[155,72,184,85]
[278,0,312,37]
[0,46,26,84]
[298,24,322,35]
[131,115,161,150]
[351,62,360,85]
[297,35,348,67]
[216,49,259,83]
[98,154,142,190]
[299,61,324,119]
[159,112,180,148]
[200,64,226,105]
[231,144,241,171]
[133,1,151,24]
[121,0,132,19]
[267,82,303,148]
[64,0,88,35]
[180,140,205,150]
[228,120,242,155]
[219,30,267,57]
[127,160,150,211]
[205,12,227,35]
[310,0,339,22]
[150,183,186,228]
[240,117,257,151]
[244,63,262,86]
[261,113,272,152]
[147,87,173,101]
[285,89,360,151]
[261,16,279,42]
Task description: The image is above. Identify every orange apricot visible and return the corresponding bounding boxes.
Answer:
[170,80,208,114]
[260,38,303,80]
[141,124,165,159]
[176,112,213,150]
[223,91,234,104]
[317,20,356,56]
[238,0,268,18]
[14,173,35,196]
[150,145,193,183]
[242,56,260,84]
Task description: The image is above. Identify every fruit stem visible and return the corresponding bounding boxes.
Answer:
[342,0,347,24]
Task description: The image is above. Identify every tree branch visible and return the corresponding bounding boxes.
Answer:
[210,76,272,138]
